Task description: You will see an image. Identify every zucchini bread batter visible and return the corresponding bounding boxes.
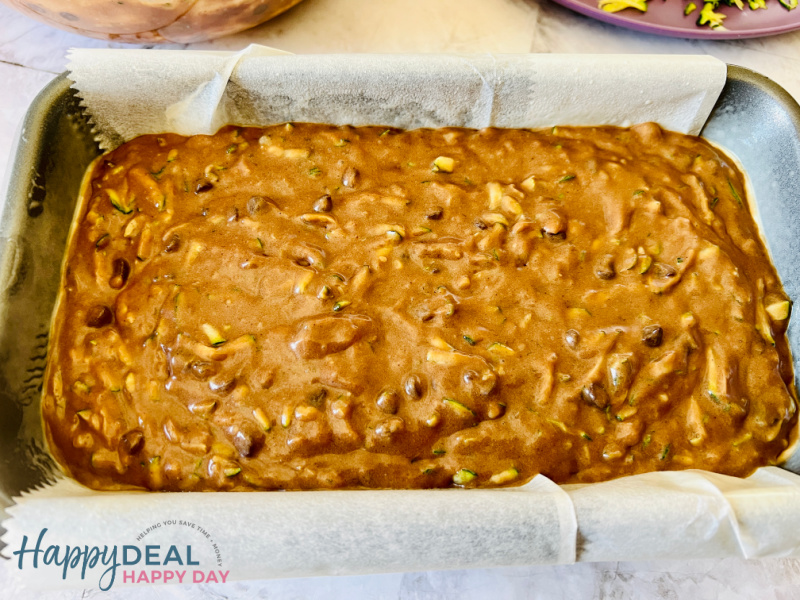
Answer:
[42,122,798,490]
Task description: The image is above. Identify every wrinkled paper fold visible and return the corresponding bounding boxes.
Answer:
[66,47,726,149]
[4,48,800,590]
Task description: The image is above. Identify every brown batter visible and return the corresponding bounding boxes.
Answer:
[42,122,798,491]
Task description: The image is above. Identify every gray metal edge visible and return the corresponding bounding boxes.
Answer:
[702,64,800,473]
[1,64,799,511]
[0,72,99,519]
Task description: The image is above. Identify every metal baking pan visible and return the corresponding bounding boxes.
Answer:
[1,65,799,516]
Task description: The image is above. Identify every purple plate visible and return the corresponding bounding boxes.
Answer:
[550,0,800,39]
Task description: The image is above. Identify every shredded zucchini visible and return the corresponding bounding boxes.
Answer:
[598,0,648,12]
[596,0,793,27]
[697,2,727,27]
[721,0,744,9]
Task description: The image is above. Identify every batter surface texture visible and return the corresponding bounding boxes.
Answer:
[43,122,797,490]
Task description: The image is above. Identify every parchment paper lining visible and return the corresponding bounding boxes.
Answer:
[3,48,799,589]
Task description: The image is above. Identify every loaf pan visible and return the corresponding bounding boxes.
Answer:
[1,65,799,514]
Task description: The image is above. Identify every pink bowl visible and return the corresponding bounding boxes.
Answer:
[550,0,800,39]
[0,0,306,43]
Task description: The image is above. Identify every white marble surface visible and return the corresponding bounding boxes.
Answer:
[2,0,800,597]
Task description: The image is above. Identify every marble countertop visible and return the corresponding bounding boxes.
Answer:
[2,0,800,597]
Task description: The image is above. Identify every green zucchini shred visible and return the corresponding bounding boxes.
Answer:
[697,3,726,28]
[720,0,744,8]
[660,444,671,461]
[598,0,648,12]
[598,0,791,28]
[727,178,743,207]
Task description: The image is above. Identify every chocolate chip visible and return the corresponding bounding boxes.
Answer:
[595,254,616,280]
[404,374,424,400]
[164,234,180,253]
[651,262,677,279]
[376,389,400,414]
[642,325,663,347]
[463,369,497,396]
[120,429,144,455]
[195,180,213,194]
[581,383,609,409]
[426,207,444,220]
[86,305,113,328]
[308,388,327,409]
[109,258,130,289]
[313,195,333,212]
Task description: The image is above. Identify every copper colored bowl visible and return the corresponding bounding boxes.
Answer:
[0,0,305,43]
